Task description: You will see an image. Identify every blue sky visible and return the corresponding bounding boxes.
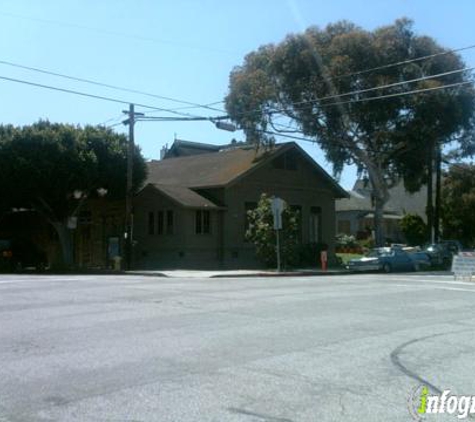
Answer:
[0,0,474,188]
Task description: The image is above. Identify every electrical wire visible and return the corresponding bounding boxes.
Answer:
[0,74,212,117]
[0,58,225,116]
[293,79,475,111]
[328,44,475,81]
[0,11,237,56]
[1,41,474,121]
[274,65,475,111]
[161,43,475,117]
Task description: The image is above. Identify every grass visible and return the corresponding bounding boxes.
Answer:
[336,252,364,265]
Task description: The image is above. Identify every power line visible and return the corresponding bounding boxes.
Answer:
[0,74,214,117]
[0,11,237,56]
[238,75,474,120]
[170,43,475,118]
[275,65,475,112]
[0,59,223,117]
[125,80,474,135]
[226,43,475,120]
[298,79,475,110]
[330,44,475,81]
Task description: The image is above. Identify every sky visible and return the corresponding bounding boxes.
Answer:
[0,0,474,189]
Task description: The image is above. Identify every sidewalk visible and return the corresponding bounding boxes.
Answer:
[126,268,347,278]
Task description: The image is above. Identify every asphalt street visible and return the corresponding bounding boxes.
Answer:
[0,272,474,421]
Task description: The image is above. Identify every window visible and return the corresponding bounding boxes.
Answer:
[196,210,211,234]
[309,206,322,243]
[148,212,155,235]
[166,210,174,234]
[157,211,164,235]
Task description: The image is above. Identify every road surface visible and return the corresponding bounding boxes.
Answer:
[0,272,474,421]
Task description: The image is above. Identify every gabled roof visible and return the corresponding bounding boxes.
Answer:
[163,139,221,158]
[336,190,399,213]
[147,142,348,198]
[147,144,274,189]
[163,138,250,159]
[148,184,222,209]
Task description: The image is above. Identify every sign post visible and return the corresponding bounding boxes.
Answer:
[271,197,284,272]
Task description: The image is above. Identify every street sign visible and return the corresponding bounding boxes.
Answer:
[271,197,284,230]
[452,253,475,281]
[271,197,285,272]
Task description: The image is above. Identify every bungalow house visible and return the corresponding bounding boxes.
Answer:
[133,140,347,269]
[335,179,428,242]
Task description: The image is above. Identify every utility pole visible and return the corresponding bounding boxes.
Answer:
[434,143,442,243]
[122,104,144,270]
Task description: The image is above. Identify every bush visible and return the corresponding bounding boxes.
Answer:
[400,214,428,246]
[246,194,300,269]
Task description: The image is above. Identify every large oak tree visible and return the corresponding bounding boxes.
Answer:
[225,19,475,246]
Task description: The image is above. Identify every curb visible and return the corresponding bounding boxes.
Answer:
[210,270,349,278]
[125,271,169,278]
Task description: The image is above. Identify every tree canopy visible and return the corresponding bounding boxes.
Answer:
[0,121,147,265]
[225,18,475,245]
[441,164,475,247]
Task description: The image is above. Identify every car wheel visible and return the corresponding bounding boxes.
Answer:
[382,263,391,273]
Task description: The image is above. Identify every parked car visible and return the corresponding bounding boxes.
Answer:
[405,248,432,271]
[424,242,459,269]
[439,240,463,255]
[348,247,429,273]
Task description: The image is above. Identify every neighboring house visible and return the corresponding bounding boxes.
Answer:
[133,140,347,269]
[336,179,428,242]
[160,138,248,159]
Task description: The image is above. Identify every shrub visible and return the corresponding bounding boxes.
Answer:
[246,194,300,268]
[400,214,428,246]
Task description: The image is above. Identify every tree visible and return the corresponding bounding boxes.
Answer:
[400,214,428,246]
[441,164,475,247]
[0,121,147,266]
[246,194,300,268]
[225,18,475,246]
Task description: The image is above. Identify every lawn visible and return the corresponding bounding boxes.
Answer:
[336,253,364,265]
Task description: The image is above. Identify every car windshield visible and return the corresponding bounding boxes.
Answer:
[366,249,391,258]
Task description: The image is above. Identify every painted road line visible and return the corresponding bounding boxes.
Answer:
[389,276,475,286]
[393,283,475,294]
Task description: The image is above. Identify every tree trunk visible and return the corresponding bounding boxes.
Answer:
[373,195,386,247]
[426,147,434,244]
[366,163,389,247]
[434,144,442,243]
[52,221,74,268]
